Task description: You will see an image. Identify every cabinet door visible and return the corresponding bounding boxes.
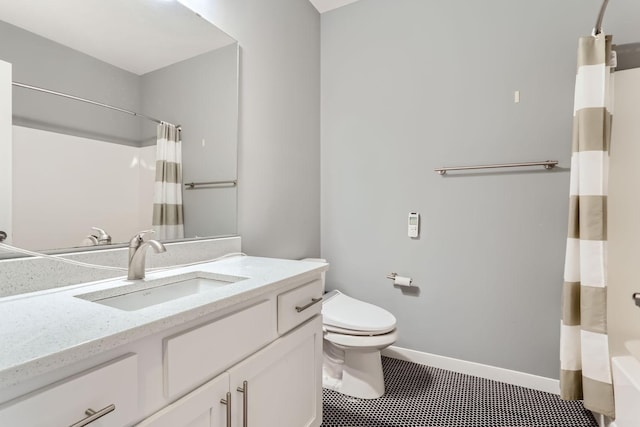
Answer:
[137,373,230,427]
[228,315,322,427]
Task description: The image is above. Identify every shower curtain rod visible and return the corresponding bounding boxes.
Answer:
[593,0,610,36]
[12,81,180,129]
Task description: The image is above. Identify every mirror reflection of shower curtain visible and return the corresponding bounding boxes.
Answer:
[152,123,185,240]
[560,35,615,418]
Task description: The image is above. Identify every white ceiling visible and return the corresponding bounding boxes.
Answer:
[309,0,362,14]
[0,0,235,75]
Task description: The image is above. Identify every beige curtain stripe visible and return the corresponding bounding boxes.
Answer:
[157,122,180,142]
[576,35,611,68]
[560,369,583,400]
[562,281,581,326]
[572,108,612,153]
[567,196,607,240]
[582,377,615,418]
[152,204,184,226]
[567,196,579,239]
[578,196,608,241]
[155,161,182,184]
[580,286,608,334]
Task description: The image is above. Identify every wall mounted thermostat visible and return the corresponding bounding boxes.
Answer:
[408,212,420,238]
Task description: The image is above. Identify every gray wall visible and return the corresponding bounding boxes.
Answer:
[142,44,239,238]
[321,0,640,379]
[178,0,321,259]
[0,20,142,145]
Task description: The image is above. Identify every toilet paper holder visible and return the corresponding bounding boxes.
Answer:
[386,273,413,287]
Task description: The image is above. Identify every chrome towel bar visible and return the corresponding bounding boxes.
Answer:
[184,180,237,189]
[434,160,558,175]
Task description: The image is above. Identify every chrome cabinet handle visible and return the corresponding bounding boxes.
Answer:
[295,297,322,313]
[220,392,232,427]
[633,293,640,307]
[68,404,115,427]
[237,380,248,427]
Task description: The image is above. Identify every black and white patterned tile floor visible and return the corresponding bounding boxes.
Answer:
[322,357,597,427]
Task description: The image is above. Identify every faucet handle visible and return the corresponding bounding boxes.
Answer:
[137,229,156,239]
[129,229,156,247]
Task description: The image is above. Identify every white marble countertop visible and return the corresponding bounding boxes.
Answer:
[0,256,328,389]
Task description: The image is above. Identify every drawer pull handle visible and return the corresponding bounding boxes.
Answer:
[295,297,322,313]
[220,392,232,427]
[237,380,248,427]
[633,293,640,307]
[69,404,115,427]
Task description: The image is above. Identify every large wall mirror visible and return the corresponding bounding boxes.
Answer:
[0,0,239,256]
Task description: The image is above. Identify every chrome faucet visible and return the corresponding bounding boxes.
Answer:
[127,230,166,280]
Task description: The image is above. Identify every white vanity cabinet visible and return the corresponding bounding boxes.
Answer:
[136,276,324,427]
[0,259,327,427]
[138,316,322,427]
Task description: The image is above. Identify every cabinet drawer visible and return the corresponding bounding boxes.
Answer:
[164,299,276,398]
[277,279,324,335]
[0,354,138,427]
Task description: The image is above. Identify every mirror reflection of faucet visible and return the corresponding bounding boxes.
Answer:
[92,227,112,245]
[82,227,112,246]
[83,235,100,246]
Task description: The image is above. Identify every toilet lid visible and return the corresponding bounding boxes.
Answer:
[322,291,396,334]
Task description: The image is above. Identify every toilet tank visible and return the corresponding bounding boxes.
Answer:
[612,356,640,427]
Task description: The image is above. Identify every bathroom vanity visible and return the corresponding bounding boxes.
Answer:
[0,256,327,427]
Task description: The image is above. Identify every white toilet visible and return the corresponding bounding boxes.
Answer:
[321,290,397,399]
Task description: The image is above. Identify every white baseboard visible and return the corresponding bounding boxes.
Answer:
[382,345,560,395]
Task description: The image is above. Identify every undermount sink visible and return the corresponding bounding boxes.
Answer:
[76,272,247,311]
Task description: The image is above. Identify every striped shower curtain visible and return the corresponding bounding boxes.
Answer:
[152,123,185,240]
[560,35,614,418]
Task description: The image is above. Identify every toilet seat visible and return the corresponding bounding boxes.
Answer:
[322,291,396,335]
[324,324,394,336]
[324,329,398,349]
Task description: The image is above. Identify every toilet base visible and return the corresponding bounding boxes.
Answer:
[323,342,385,399]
